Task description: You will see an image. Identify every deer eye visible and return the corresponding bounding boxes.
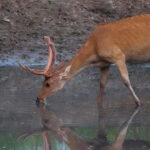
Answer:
[45,83,50,88]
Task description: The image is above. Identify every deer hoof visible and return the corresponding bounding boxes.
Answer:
[135,101,143,107]
[35,98,40,106]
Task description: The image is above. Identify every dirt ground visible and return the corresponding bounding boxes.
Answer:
[0,0,150,65]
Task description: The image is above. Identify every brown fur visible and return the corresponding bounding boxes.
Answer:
[92,14,150,63]
[31,14,150,105]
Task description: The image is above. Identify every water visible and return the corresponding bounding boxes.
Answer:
[0,65,150,150]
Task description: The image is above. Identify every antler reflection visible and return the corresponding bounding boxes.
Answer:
[17,104,143,150]
[17,129,52,150]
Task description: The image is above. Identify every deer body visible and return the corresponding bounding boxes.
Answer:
[19,14,150,105]
[93,14,150,63]
[67,14,150,74]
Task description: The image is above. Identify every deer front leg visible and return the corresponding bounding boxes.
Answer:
[97,66,110,104]
[115,57,141,106]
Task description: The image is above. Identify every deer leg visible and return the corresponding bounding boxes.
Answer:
[115,58,141,106]
[97,66,110,104]
[42,131,52,150]
[112,105,141,149]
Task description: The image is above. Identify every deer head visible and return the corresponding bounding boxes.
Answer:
[18,36,71,103]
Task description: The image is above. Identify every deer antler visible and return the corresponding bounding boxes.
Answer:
[18,36,56,77]
[16,130,52,150]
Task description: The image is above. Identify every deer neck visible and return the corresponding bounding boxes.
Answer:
[60,40,96,81]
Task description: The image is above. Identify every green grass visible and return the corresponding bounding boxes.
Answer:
[106,126,150,142]
[71,126,98,140]
[0,133,44,150]
[0,126,150,150]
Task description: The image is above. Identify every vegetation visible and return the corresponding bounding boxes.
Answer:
[0,126,149,150]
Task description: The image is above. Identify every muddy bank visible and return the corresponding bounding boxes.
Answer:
[1,0,150,66]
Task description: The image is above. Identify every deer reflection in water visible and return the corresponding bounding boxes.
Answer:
[17,105,149,150]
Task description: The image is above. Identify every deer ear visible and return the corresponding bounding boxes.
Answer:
[65,65,71,74]
[60,65,71,78]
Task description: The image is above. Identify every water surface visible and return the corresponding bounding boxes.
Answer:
[0,65,150,150]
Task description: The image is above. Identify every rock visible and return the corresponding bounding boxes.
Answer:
[95,0,114,10]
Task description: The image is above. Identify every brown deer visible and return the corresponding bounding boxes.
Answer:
[19,14,150,106]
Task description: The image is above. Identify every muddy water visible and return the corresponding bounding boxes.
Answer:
[0,65,150,149]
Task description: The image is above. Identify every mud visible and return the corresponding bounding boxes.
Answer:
[1,0,150,66]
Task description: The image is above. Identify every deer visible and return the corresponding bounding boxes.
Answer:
[19,14,150,106]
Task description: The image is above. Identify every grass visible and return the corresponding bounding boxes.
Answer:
[106,126,150,142]
[0,126,150,150]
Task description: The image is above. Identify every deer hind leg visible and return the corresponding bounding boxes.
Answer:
[112,106,140,149]
[97,65,110,104]
[114,56,141,106]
